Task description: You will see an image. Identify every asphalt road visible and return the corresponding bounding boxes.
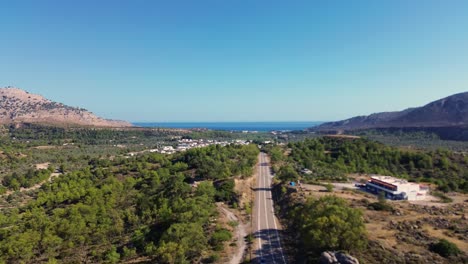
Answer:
[253,152,287,264]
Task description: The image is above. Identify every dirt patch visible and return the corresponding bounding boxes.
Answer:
[230,156,261,263]
[366,222,398,248]
[217,204,248,264]
[35,162,50,170]
[17,152,27,158]
[234,176,255,210]
[234,153,261,218]
[32,146,58,150]
[214,203,249,264]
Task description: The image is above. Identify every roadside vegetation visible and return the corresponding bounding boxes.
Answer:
[287,195,367,262]
[0,125,260,263]
[267,137,468,193]
[267,136,467,263]
[273,175,467,264]
[2,124,468,263]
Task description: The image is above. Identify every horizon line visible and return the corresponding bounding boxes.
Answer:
[131,120,327,123]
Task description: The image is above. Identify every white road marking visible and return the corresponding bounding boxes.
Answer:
[264,153,286,264]
[255,153,286,264]
[262,154,276,264]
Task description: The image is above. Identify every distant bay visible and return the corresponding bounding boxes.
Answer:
[133,121,323,132]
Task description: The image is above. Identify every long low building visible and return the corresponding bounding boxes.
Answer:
[365,175,428,201]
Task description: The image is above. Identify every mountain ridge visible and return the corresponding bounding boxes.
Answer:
[314,92,468,132]
[0,87,132,127]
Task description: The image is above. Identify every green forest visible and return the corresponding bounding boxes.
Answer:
[0,144,259,263]
[2,124,468,264]
[270,137,468,193]
[3,124,272,146]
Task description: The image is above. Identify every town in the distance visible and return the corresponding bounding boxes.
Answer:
[0,86,466,264]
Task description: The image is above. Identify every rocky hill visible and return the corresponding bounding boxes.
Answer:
[314,92,468,132]
[0,87,132,127]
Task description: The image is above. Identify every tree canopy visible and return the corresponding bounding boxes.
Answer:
[289,195,367,261]
[0,144,259,263]
[286,137,468,192]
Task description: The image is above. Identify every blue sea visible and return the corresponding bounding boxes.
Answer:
[133,121,323,132]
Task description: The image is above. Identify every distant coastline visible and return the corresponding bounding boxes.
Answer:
[133,121,324,132]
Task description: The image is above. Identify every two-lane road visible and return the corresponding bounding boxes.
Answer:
[253,152,286,263]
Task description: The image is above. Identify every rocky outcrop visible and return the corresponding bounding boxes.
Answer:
[0,87,132,127]
[319,251,359,264]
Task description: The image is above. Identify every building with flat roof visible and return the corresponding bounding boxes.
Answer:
[365,175,428,201]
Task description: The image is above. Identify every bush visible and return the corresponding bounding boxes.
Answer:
[210,228,232,251]
[122,246,137,259]
[245,234,254,244]
[430,239,461,257]
[432,191,453,203]
[367,201,393,211]
[277,165,299,182]
[105,246,120,264]
[215,179,237,203]
[324,183,334,192]
[0,186,6,195]
[205,253,220,263]
[367,192,393,211]
[244,202,252,215]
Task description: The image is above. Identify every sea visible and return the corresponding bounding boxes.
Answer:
[133,121,323,132]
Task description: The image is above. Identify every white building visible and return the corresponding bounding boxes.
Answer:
[365,175,428,201]
[162,146,174,151]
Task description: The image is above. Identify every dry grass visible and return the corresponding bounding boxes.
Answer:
[299,182,468,262]
[423,225,468,252]
[32,145,58,150]
[234,176,255,211]
[365,222,398,248]
[214,204,238,263]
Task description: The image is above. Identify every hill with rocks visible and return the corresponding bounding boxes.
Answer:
[0,87,132,127]
[313,92,468,140]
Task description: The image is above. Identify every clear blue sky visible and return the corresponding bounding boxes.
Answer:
[1,1,468,122]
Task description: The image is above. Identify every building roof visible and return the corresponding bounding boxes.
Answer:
[370,175,420,188]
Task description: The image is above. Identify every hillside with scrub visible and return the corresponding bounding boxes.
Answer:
[0,127,259,263]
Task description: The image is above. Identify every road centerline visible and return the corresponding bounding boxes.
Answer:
[254,152,286,264]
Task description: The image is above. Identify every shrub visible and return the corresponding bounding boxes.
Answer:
[210,228,232,251]
[277,165,299,182]
[244,202,252,215]
[432,191,453,203]
[430,239,461,258]
[215,179,236,203]
[105,246,120,264]
[205,253,220,263]
[122,246,137,259]
[368,192,393,211]
[245,234,254,244]
[367,201,393,211]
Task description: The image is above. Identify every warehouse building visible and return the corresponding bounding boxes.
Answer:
[365,175,428,201]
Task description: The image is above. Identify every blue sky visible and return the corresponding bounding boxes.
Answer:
[1,1,468,122]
